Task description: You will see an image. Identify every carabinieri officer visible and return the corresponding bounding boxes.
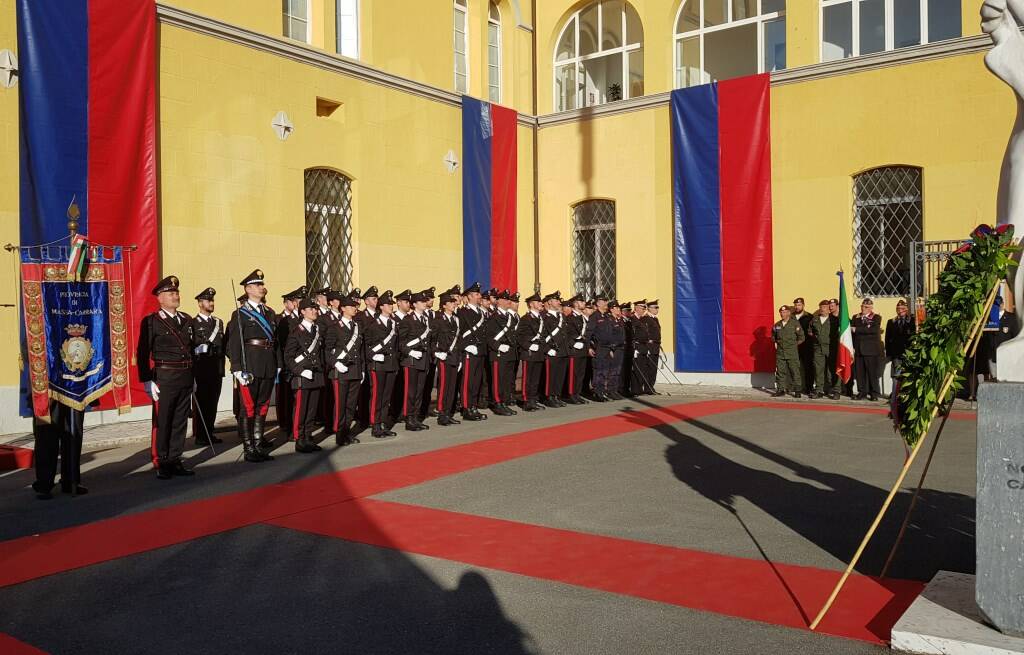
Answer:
[225,269,281,462]
[137,275,196,479]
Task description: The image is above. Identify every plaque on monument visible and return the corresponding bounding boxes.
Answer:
[976,382,1024,638]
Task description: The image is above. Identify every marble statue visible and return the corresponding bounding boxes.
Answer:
[983,0,1024,381]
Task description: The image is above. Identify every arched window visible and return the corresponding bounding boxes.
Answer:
[821,0,962,62]
[572,200,616,299]
[454,0,469,94]
[673,0,786,89]
[488,2,502,102]
[553,1,644,112]
[336,0,359,59]
[283,0,311,43]
[853,166,923,298]
[305,169,354,293]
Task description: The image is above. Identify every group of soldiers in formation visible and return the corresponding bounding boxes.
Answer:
[771,296,916,401]
[136,270,662,478]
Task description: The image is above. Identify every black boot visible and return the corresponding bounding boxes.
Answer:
[295,435,317,453]
[253,416,275,459]
[240,417,263,463]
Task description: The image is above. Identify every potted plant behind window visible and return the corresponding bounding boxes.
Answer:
[607,82,622,102]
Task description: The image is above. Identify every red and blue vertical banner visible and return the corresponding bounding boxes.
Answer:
[671,74,775,373]
[462,97,517,290]
[17,0,158,413]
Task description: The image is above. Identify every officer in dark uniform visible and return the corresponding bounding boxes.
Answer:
[432,291,462,426]
[645,299,662,389]
[418,286,439,422]
[225,269,281,462]
[285,298,324,453]
[315,290,345,434]
[792,297,815,394]
[629,300,655,395]
[314,287,331,316]
[484,289,518,415]
[190,287,225,446]
[354,286,378,432]
[325,291,364,446]
[397,292,432,432]
[851,298,883,401]
[457,282,489,421]
[563,294,590,403]
[364,290,399,438]
[274,286,305,440]
[389,289,413,427]
[591,300,626,401]
[619,302,634,396]
[541,291,568,407]
[137,275,196,479]
[356,286,379,327]
[516,292,547,411]
[509,291,522,401]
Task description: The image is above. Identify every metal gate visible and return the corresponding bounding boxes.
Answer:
[908,239,969,301]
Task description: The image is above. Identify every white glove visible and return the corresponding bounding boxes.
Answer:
[498,344,510,353]
[547,349,557,357]
[529,343,540,352]
[573,342,584,350]
[435,352,447,361]
[193,343,209,355]
[634,350,640,358]
[372,353,385,362]
[233,371,250,386]
[300,369,313,380]
[410,350,423,360]
[465,344,479,356]
[335,362,348,373]
[146,381,160,401]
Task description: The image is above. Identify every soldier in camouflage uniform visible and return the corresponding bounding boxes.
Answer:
[772,304,805,398]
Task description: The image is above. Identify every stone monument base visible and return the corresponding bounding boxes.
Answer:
[891,571,1024,654]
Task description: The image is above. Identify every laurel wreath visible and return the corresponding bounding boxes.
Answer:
[895,224,1017,447]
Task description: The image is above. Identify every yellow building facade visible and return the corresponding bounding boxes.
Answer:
[0,0,1013,430]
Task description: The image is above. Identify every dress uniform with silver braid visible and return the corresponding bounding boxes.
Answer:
[364,290,400,438]
[316,290,345,435]
[564,294,591,404]
[355,285,378,430]
[516,291,548,411]
[641,300,661,394]
[285,297,325,454]
[432,290,462,425]
[628,300,654,395]
[325,291,364,445]
[418,286,439,422]
[190,287,225,446]
[457,282,489,421]
[137,275,196,479]
[484,289,518,416]
[398,292,432,432]
[274,285,305,439]
[591,300,625,401]
[542,291,569,407]
[225,269,281,462]
[619,302,634,396]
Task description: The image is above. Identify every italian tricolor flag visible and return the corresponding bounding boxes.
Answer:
[67,233,88,280]
[836,271,854,383]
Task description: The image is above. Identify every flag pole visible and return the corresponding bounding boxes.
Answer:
[809,279,1001,631]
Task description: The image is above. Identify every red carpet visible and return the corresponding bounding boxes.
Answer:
[270,498,923,645]
[0,633,47,654]
[0,398,936,646]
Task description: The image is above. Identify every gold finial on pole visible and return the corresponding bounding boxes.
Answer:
[67,195,80,237]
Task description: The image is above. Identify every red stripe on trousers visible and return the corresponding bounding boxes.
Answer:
[521,362,528,402]
[545,359,551,396]
[492,361,501,403]
[437,365,446,412]
[403,368,410,418]
[463,357,471,410]
[334,379,342,433]
[150,399,159,467]
[569,358,575,395]
[292,389,302,441]
[239,385,255,417]
[370,371,378,425]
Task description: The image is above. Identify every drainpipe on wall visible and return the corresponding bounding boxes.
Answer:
[531,0,540,293]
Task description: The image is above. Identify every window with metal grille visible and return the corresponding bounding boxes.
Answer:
[304,168,353,293]
[572,200,616,299]
[853,166,923,298]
